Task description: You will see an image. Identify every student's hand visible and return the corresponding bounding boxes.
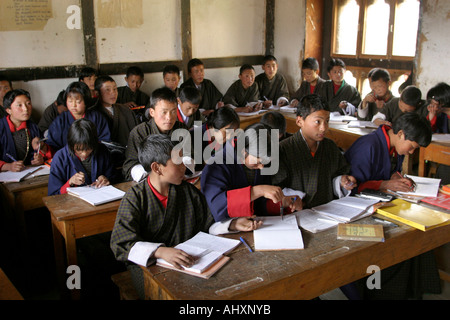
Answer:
[91,175,110,188]
[154,247,195,270]
[290,99,299,108]
[216,101,225,109]
[69,172,85,186]
[251,185,284,204]
[3,161,25,172]
[253,102,263,112]
[230,216,263,232]
[338,101,348,110]
[282,195,303,212]
[277,100,288,107]
[340,175,357,190]
[124,101,137,109]
[31,152,44,166]
[374,100,386,110]
[235,106,253,113]
[427,103,441,121]
[262,100,272,109]
[380,178,414,193]
[57,104,68,114]
[364,93,376,104]
[373,119,392,127]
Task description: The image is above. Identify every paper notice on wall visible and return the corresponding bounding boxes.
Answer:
[96,0,143,28]
[0,0,53,31]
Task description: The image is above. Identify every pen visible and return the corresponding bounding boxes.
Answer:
[6,153,17,162]
[280,202,284,220]
[239,237,253,253]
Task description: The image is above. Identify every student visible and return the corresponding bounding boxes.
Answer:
[290,57,326,107]
[46,81,111,151]
[0,78,13,118]
[272,94,357,208]
[38,90,67,135]
[117,66,150,121]
[0,89,51,172]
[48,118,114,195]
[122,87,189,182]
[110,134,261,299]
[322,58,361,115]
[223,64,263,113]
[163,64,181,97]
[357,68,394,121]
[345,112,432,193]
[372,85,423,127]
[418,82,450,133]
[176,86,206,129]
[180,58,224,116]
[260,111,291,141]
[255,55,289,108]
[79,67,98,98]
[201,123,303,222]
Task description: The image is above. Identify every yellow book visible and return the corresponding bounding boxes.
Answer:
[376,199,450,231]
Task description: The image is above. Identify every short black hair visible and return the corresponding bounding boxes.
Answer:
[262,55,277,64]
[67,118,99,157]
[371,68,391,83]
[126,66,144,78]
[163,65,180,76]
[296,94,329,118]
[239,64,254,75]
[149,87,177,109]
[426,82,450,108]
[187,58,204,74]
[400,85,422,108]
[0,78,13,88]
[138,134,175,172]
[260,111,287,135]
[242,122,272,163]
[78,67,97,81]
[56,90,66,106]
[327,58,346,72]
[94,75,116,93]
[392,112,432,147]
[3,89,31,109]
[64,82,94,108]
[179,86,202,105]
[302,57,319,71]
[207,106,240,130]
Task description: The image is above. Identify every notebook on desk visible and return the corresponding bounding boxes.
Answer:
[0,165,45,183]
[66,185,125,206]
[397,175,441,198]
[253,215,304,251]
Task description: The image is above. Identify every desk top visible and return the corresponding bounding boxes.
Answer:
[0,174,48,193]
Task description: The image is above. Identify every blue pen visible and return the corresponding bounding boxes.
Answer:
[239,237,253,253]
[6,153,17,162]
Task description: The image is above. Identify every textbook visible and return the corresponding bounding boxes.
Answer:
[311,196,380,223]
[376,199,450,231]
[294,209,340,233]
[253,215,304,251]
[421,192,450,211]
[66,185,125,206]
[0,166,45,183]
[337,223,384,242]
[156,232,240,279]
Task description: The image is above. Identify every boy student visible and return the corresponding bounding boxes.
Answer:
[163,64,181,97]
[223,64,263,113]
[110,134,261,299]
[357,68,394,121]
[117,66,150,122]
[176,86,206,129]
[0,89,51,172]
[322,58,361,115]
[48,119,114,195]
[255,55,290,108]
[272,94,357,209]
[122,87,189,182]
[180,58,224,116]
[201,123,303,222]
[372,85,423,127]
[290,57,326,107]
[418,82,450,133]
[46,82,111,151]
[78,67,98,98]
[38,90,67,135]
[0,78,13,118]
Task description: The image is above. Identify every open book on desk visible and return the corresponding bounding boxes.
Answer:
[312,196,380,223]
[347,120,378,129]
[0,165,45,183]
[253,215,304,251]
[156,232,240,279]
[66,185,125,206]
[396,175,441,198]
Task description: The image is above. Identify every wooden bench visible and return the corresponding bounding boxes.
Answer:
[111,270,140,300]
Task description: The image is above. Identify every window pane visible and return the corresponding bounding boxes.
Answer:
[344,70,357,88]
[392,0,420,56]
[362,0,390,55]
[334,0,360,55]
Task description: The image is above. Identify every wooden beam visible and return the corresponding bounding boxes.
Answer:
[180,0,192,78]
[265,0,275,55]
[81,0,98,68]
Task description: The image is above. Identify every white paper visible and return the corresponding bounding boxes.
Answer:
[294,209,339,233]
[397,175,441,198]
[67,185,125,206]
[253,215,304,250]
[312,196,378,222]
[0,166,44,183]
[347,120,378,129]
[431,134,450,143]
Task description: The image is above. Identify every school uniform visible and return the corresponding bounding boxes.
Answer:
[180,78,223,111]
[255,73,289,105]
[38,101,61,134]
[323,80,362,115]
[356,91,394,121]
[117,86,150,108]
[47,143,114,195]
[176,105,206,129]
[272,130,350,208]
[0,106,7,118]
[223,80,260,108]
[122,118,188,181]
[0,116,43,168]
[291,77,326,103]
[418,103,449,133]
[46,109,111,151]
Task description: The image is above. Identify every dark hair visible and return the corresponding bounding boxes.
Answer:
[149,86,177,109]
[138,134,175,172]
[262,55,277,64]
[242,123,272,163]
[371,68,391,83]
[296,94,329,118]
[187,58,204,74]
[392,112,432,147]
[3,89,31,109]
[56,90,66,106]
[327,58,346,72]
[239,64,254,75]
[260,111,287,135]
[207,106,240,130]
[302,57,319,71]
[179,86,202,105]
[367,68,379,79]
[0,78,13,88]
[426,82,450,108]
[400,85,422,108]
[64,81,94,108]
[126,66,144,78]
[94,75,116,93]
[163,65,180,76]
[78,67,97,81]
[67,118,99,157]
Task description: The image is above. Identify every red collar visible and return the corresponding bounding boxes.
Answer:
[6,115,27,132]
[381,125,396,156]
[176,107,184,123]
[147,176,168,208]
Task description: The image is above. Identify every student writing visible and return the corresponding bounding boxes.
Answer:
[290,57,326,107]
[255,55,290,108]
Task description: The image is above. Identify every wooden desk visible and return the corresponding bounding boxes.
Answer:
[418,141,450,177]
[141,218,450,300]
[239,113,264,129]
[0,268,23,300]
[42,181,135,299]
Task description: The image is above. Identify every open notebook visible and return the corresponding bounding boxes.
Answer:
[396,175,441,198]
[66,185,125,206]
[253,215,304,251]
[0,165,46,183]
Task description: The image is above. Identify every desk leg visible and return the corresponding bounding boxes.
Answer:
[418,147,426,177]
[64,222,80,300]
